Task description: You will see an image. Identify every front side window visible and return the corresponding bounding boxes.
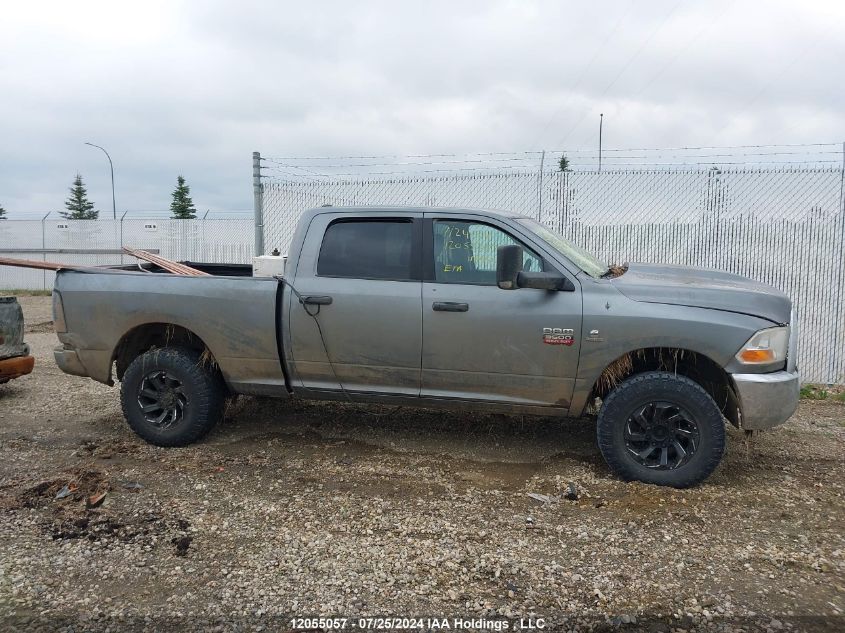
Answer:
[318,219,414,280]
[433,220,542,285]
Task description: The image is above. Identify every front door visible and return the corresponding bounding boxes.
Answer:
[289,213,423,396]
[421,215,582,408]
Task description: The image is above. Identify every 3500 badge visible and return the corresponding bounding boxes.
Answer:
[542,327,574,346]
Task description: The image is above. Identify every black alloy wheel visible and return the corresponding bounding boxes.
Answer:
[137,370,188,429]
[623,401,700,470]
[596,371,726,488]
[120,347,225,447]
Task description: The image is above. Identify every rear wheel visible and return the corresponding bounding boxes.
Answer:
[596,371,725,488]
[120,347,225,447]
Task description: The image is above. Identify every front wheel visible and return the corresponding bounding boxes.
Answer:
[596,371,726,488]
[120,347,225,447]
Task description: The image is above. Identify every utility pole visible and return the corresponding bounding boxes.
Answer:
[253,151,264,256]
[84,142,116,219]
[598,113,604,173]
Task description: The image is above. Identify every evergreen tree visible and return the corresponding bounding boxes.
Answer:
[170,175,197,219]
[558,155,571,172]
[60,174,99,219]
[0,203,6,219]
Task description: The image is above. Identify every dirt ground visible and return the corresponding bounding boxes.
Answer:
[1,296,843,632]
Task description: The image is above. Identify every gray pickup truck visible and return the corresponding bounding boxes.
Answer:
[52,206,799,487]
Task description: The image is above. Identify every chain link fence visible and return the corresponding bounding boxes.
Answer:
[0,217,253,290]
[3,154,843,384]
[260,164,845,385]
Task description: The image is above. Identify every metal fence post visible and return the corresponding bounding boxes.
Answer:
[202,210,209,261]
[41,212,50,290]
[832,142,845,382]
[119,211,127,265]
[537,150,545,221]
[253,151,264,256]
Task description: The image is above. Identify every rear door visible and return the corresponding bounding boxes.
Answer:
[288,212,423,396]
[421,214,582,408]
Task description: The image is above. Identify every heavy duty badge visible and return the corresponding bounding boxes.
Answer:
[542,327,574,346]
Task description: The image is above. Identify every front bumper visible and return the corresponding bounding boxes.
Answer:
[731,370,799,430]
[0,355,35,382]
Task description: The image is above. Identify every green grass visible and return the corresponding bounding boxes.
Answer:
[800,383,845,402]
[0,289,52,296]
[801,384,828,399]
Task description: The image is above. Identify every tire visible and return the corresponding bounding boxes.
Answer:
[596,371,726,488]
[120,347,225,447]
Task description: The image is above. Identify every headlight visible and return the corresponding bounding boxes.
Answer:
[735,326,788,364]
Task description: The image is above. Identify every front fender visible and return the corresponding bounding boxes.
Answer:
[568,281,775,417]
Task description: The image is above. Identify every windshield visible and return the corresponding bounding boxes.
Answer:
[517,219,607,278]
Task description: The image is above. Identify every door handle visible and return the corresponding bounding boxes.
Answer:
[432,301,469,312]
[301,295,333,306]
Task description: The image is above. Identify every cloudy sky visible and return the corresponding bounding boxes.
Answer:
[1,0,843,218]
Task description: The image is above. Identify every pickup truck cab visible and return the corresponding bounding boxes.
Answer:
[52,206,799,487]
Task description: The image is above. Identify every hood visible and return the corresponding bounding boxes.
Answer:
[611,263,791,324]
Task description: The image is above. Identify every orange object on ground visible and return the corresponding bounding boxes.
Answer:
[0,355,35,381]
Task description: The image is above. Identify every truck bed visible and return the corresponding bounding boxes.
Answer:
[53,269,288,396]
[109,261,254,277]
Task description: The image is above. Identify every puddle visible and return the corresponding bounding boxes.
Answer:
[452,460,542,490]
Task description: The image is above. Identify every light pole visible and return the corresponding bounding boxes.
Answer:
[84,142,116,219]
[598,113,604,173]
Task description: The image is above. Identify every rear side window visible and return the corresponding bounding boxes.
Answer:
[317,219,414,280]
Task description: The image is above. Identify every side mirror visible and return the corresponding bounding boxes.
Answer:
[496,244,523,289]
[517,271,575,292]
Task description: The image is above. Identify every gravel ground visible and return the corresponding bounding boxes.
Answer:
[0,297,843,632]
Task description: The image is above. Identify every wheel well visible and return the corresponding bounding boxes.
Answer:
[113,323,217,382]
[590,347,741,427]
